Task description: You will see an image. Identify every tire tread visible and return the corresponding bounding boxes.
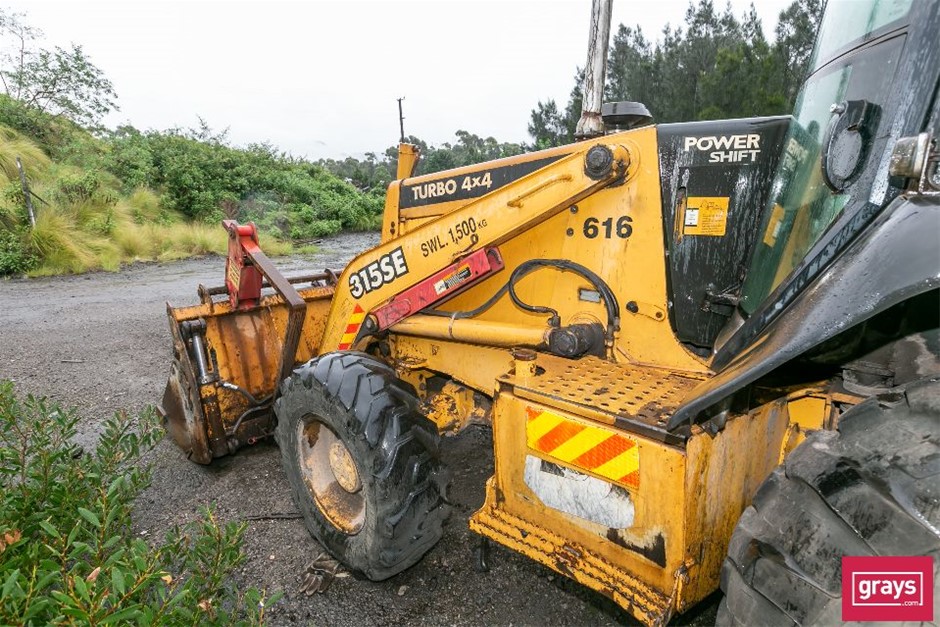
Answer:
[719,378,940,626]
[275,351,449,580]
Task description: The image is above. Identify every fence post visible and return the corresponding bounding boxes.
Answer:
[16,156,36,228]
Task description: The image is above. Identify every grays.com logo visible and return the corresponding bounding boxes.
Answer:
[842,556,933,622]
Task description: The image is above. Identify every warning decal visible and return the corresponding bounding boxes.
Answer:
[525,407,639,489]
[337,304,366,350]
[762,203,785,246]
[433,264,472,295]
[683,196,729,236]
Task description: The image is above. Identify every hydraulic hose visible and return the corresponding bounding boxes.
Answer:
[423,258,620,342]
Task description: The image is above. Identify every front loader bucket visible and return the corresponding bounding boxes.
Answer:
[158,273,337,463]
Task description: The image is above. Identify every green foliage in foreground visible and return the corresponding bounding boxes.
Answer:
[0,381,281,624]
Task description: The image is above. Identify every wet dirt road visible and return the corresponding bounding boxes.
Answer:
[0,232,717,626]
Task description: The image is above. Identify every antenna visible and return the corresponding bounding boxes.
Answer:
[397,97,406,143]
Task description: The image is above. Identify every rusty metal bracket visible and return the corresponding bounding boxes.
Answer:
[222,220,308,389]
[199,270,340,301]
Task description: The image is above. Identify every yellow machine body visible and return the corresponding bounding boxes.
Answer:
[160,126,855,623]
[472,359,849,622]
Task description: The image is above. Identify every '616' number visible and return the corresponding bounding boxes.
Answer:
[583,215,633,239]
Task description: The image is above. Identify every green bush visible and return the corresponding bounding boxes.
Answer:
[0,228,37,275]
[0,381,281,624]
[51,169,114,206]
[105,126,156,192]
[103,129,384,230]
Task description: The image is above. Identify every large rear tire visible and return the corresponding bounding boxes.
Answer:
[718,377,940,626]
[274,351,449,581]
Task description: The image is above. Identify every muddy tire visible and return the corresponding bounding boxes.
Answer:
[718,377,940,626]
[274,351,449,581]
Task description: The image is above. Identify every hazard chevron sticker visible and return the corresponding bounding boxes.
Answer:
[525,406,640,489]
[337,304,366,350]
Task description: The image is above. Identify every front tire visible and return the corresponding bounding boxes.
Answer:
[718,377,940,625]
[274,352,449,580]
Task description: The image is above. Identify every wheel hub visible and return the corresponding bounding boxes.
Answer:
[297,418,365,535]
[329,441,361,493]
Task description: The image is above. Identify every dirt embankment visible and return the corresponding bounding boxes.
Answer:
[0,232,716,626]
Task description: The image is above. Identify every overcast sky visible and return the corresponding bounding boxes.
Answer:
[5,0,794,160]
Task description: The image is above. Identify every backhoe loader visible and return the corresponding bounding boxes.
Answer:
[158,0,940,623]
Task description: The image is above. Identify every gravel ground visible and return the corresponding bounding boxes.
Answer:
[0,232,718,626]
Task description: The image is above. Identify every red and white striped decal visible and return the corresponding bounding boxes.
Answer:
[337,304,366,350]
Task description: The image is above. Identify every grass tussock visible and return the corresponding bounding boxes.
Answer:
[22,203,235,275]
[0,126,51,185]
[21,201,297,276]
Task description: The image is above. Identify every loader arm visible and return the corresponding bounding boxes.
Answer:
[318,143,632,352]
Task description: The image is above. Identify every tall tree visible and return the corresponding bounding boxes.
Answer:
[527,99,569,149]
[774,0,825,103]
[676,0,741,120]
[0,10,117,126]
[561,69,584,140]
[530,0,826,143]
[606,26,656,111]
[697,6,786,119]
